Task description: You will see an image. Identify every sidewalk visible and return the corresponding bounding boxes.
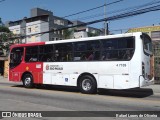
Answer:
[0,76,160,93]
[0,75,7,81]
[142,84,160,94]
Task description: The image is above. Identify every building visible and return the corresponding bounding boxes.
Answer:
[128,25,160,41]
[72,20,103,38]
[128,25,160,83]
[7,8,72,43]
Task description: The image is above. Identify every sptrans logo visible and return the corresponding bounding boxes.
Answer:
[46,64,49,70]
[45,65,63,70]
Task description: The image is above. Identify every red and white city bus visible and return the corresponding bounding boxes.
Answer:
[9,32,154,94]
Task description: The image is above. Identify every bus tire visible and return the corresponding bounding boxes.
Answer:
[79,75,97,94]
[23,74,34,88]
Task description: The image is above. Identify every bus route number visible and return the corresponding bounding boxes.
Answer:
[116,64,126,67]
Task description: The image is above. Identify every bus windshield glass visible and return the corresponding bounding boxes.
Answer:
[10,47,24,69]
[141,33,152,55]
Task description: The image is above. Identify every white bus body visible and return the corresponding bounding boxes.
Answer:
[43,32,153,91]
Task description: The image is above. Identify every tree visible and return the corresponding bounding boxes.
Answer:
[0,26,15,56]
[87,32,99,37]
[0,17,2,25]
[0,26,10,33]
[63,29,74,39]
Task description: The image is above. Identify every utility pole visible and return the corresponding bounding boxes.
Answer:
[104,1,109,35]
[104,3,107,35]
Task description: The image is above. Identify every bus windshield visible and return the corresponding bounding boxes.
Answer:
[141,33,153,55]
[10,47,24,69]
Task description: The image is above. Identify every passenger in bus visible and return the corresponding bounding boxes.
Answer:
[85,51,94,60]
[85,47,94,60]
[123,50,131,60]
[101,52,110,60]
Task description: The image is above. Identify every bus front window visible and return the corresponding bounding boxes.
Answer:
[141,33,153,55]
[10,47,24,69]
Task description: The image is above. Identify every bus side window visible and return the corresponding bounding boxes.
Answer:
[123,50,131,60]
[101,39,118,60]
[25,46,38,62]
[101,52,110,60]
[39,45,54,62]
[118,38,135,60]
[74,40,100,61]
[101,37,135,61]
[74,42,87,61]
[54,43,73,62]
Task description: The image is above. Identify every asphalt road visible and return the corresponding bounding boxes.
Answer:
[0,78,160,120]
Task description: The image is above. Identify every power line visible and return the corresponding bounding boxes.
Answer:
[0,0,5,3]
[107,4,160,21]
[8,4,160,40]
[107,0,160,15]
[63,4,105,18]
[105,0,124,6]
[63,0,125,18]
[72,0,160,21]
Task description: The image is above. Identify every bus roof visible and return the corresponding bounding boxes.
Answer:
[45,32,142,45]
[10,32,143,48]
[10,42,45,49]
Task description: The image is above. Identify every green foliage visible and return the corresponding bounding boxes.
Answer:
[87,32,99,37]
[63,29,73,39]
[0,32,14,42]
[0,26,10,33]
[0,26,15,56]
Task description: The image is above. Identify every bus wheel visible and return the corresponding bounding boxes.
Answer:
[23,74,33,88]
[79,75,97,94]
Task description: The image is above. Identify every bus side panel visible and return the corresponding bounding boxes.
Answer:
[98,75,114,89]
[128,35,142,88]
[96,61,129,89]
[43,62,79,86]
[114,75,130,89]
[43,62,131,89]
[22,62,43,84]
[9,62,26,82]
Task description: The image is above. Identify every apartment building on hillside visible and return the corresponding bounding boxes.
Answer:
[7,8,72,43]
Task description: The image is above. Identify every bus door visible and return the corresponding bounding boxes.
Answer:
[9,47,24,81]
